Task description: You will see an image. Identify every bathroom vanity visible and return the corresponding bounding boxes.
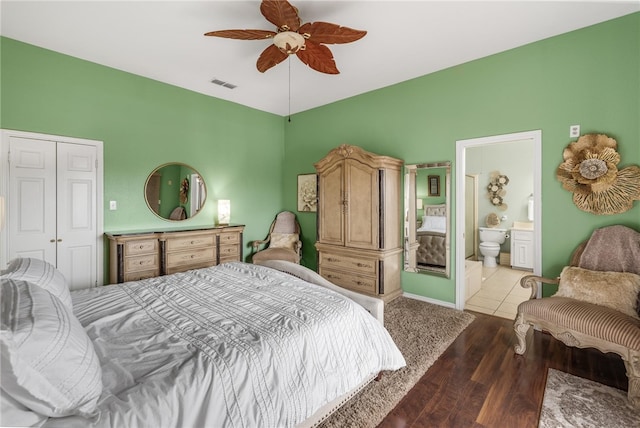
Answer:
[510,222,534,270]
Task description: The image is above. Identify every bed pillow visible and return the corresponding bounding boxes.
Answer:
[0,388,47,427]
[270,233,299,251]
[1,257,72,309]
[421,215,446,231]
[0,279,103,417]
[554,266,640,319]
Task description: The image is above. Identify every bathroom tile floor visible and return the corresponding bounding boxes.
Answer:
[465,265,532,320]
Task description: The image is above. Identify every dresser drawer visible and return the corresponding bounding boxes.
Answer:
[124,269,158,282]
[219,245,239,261]
[166,247,215,268]
[219,232,240,245]
[124,254,159,272]
[319,252,377,275]
[125,239,158,256]
[319,268,377,295]
[166,234,216,251]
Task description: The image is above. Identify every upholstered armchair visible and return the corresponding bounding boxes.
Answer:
[251,211,302,265]
[514,225,640,408]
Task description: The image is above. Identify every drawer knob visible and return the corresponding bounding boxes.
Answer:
[327,257,340,263]
[139,245,145,249]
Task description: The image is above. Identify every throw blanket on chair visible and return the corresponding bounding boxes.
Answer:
[579,225,640,275]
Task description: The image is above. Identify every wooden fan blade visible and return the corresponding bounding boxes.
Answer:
[260,0,301,32]
[296,40,339,74]
[298,22,367,44]
[257,44,289,73]
[204,29,276,40]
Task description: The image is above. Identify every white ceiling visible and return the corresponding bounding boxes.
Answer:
[2,1,639,116]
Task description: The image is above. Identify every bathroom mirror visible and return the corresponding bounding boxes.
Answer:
[144,163,207,221]
[404,161,451,278]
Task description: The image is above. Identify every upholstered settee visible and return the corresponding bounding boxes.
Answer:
[514,225,640,408]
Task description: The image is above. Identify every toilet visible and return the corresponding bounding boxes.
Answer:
[478,227,508,268]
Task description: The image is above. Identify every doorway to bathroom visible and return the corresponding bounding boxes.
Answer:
[455,130,542,314]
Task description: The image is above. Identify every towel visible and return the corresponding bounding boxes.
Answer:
[579,225,640,275]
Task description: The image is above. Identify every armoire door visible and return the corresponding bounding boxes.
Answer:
[317,160,345,246]
[344,158,379,250]
[8,136,99,289]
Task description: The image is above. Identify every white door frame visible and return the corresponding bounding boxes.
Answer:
[455,130,542,310]
[0,129,104,286]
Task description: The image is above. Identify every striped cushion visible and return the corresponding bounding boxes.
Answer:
[0,279,102,417]
[1,258,72,309]
[518,297,640,351]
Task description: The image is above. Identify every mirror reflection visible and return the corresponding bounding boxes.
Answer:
[144,163,207,221]
[404,162,451,277]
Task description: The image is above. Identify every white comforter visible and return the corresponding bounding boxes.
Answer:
[45,262,405,428]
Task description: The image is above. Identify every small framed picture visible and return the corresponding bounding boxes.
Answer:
[428,175,440,197]
[297,174,317,212]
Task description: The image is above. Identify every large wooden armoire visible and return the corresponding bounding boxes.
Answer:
[314,144,404,302]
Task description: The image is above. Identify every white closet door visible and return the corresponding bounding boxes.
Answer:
[7,137,98,290]
[8,137,57,265]
[57,142,97,289]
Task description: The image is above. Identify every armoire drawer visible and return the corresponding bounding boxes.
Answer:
[319,268,377,295]
[319,253,377,275]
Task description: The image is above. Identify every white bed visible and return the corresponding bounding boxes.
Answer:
[1,258,405,428]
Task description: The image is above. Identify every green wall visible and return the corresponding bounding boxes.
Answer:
[1,37,286,278]
[2,13,639,299]
[283,13,640,300]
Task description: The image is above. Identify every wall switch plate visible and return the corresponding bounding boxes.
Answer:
[109,200,117,210]
[570,125,580,138]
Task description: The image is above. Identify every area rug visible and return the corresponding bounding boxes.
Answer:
[539,369,640,428]
[320,296,475,427]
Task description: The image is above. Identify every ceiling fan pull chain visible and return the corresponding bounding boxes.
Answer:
[288,57,292,123]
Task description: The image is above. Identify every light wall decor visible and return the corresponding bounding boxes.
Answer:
[556,133,640,215]
[297,174,317,212]
[487,171,509,211]
[217,199,231,225]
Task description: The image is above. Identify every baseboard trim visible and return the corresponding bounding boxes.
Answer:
[402,292,457,309]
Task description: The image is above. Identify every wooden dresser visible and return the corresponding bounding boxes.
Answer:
[314,144,403,302]
[107,225,244,284]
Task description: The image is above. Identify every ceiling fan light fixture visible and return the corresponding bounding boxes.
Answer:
[273,31,305,54]
[205,0,366,75]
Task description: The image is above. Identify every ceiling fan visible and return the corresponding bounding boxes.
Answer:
[205,0,366,75]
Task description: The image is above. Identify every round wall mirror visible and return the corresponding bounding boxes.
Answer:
[144,163,207,221]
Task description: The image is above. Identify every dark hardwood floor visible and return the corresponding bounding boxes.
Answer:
[379,311,629,428]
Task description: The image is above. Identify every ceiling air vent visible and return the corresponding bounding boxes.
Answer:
[211,78,237,89]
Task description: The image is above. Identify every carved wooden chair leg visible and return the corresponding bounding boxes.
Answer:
[513,313,531,355]
[623,350,640,408]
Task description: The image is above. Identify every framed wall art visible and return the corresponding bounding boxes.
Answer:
[297,174,317,212]
[428,175,440,197]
